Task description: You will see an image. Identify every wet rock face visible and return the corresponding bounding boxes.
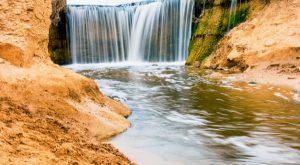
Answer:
[51,0,66,26]
[48,0,70,65]
[187,0,268,66]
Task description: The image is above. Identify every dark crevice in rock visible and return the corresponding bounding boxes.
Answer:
[48,0,70,65]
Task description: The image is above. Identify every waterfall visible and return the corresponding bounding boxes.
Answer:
[228,0,238,30]
[67,0,194,64]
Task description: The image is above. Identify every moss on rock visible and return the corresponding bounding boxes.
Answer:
[186,0,264,66]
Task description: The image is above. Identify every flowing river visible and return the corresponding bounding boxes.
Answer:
[67,63,300,165]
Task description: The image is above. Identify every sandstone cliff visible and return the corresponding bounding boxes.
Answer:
[203,0,300,88]
[0,0,52,66]
[187,0,268,65]
[0,0,132,164]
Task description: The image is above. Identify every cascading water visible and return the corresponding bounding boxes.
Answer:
[67,0,194,64]
[228,0,238,30]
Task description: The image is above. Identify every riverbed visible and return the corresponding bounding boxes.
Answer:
[68,63,300,165]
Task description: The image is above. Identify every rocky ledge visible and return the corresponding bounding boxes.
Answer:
[0,0,133,164]
[188,0,300,89]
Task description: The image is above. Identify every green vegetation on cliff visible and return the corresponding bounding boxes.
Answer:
[186,0,264,66]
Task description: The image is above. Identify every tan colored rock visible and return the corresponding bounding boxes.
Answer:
[205,0,300,69]
[0,0,52,67]
[0,0,133,164]
[204,0,300,88]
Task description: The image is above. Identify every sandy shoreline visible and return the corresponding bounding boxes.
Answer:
[0,61,134,164]
[206,63,300,92]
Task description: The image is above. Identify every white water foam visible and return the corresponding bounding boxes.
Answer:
[67,0,148,6]
[67,0,194,63]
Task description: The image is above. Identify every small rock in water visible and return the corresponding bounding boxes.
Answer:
[152,64,158,66]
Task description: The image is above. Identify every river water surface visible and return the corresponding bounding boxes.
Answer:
[68,63,300,165]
